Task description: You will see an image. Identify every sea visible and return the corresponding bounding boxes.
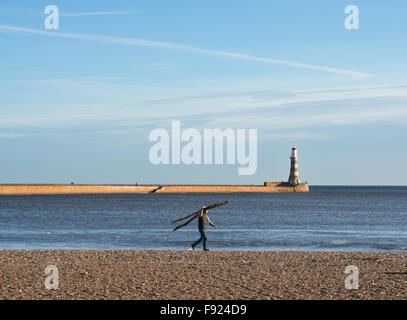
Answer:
[0,186,406,251]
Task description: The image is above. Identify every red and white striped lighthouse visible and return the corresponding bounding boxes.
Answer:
[288,146,301,185]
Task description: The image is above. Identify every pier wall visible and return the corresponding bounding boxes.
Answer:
[0,185,158,195]
[0,183,309,195]
[153,183,309,193]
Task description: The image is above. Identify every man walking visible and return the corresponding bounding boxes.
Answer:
[171,201,228,249]
[191,206,216,251]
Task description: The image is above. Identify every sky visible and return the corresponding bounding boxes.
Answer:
[0,0,406,185]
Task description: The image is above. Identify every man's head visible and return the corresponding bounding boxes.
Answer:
[202,206,209,214]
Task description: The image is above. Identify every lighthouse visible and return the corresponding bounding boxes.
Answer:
[288,146,301,185]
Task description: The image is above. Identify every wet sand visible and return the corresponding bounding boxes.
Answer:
[0,250,406,300]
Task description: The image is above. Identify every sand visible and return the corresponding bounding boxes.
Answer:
[0,250,406,300]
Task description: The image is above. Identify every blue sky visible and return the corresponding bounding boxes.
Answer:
[0,0,406,185]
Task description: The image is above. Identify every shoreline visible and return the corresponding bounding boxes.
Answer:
[1,248,406,253]
[0,250,406,300]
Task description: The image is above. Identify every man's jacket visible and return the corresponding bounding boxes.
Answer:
[198,210,215,230]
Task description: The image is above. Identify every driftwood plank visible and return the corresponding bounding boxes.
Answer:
[171,201,230,231]
[172,215,199,231]
[170,209,201,224]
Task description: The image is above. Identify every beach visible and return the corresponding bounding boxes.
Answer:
[0,250,406,300]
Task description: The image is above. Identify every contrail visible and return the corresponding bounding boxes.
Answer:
[0,25,370,78]
[61,11,141,17]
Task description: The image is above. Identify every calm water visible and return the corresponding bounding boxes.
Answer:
[0,186,406,251]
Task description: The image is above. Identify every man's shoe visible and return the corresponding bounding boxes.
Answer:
[190,245,195,251]
[204,249,210,251]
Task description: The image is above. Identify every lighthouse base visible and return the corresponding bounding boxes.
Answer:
[263,182,309,192]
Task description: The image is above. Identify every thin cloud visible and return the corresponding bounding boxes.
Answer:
[262,132,326,141]
[0,24,371,78]
[0,133,24,138]
[1,91,406,129]
[61,11,142,17]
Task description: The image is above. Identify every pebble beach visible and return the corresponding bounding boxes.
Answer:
[0,250,406,300]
